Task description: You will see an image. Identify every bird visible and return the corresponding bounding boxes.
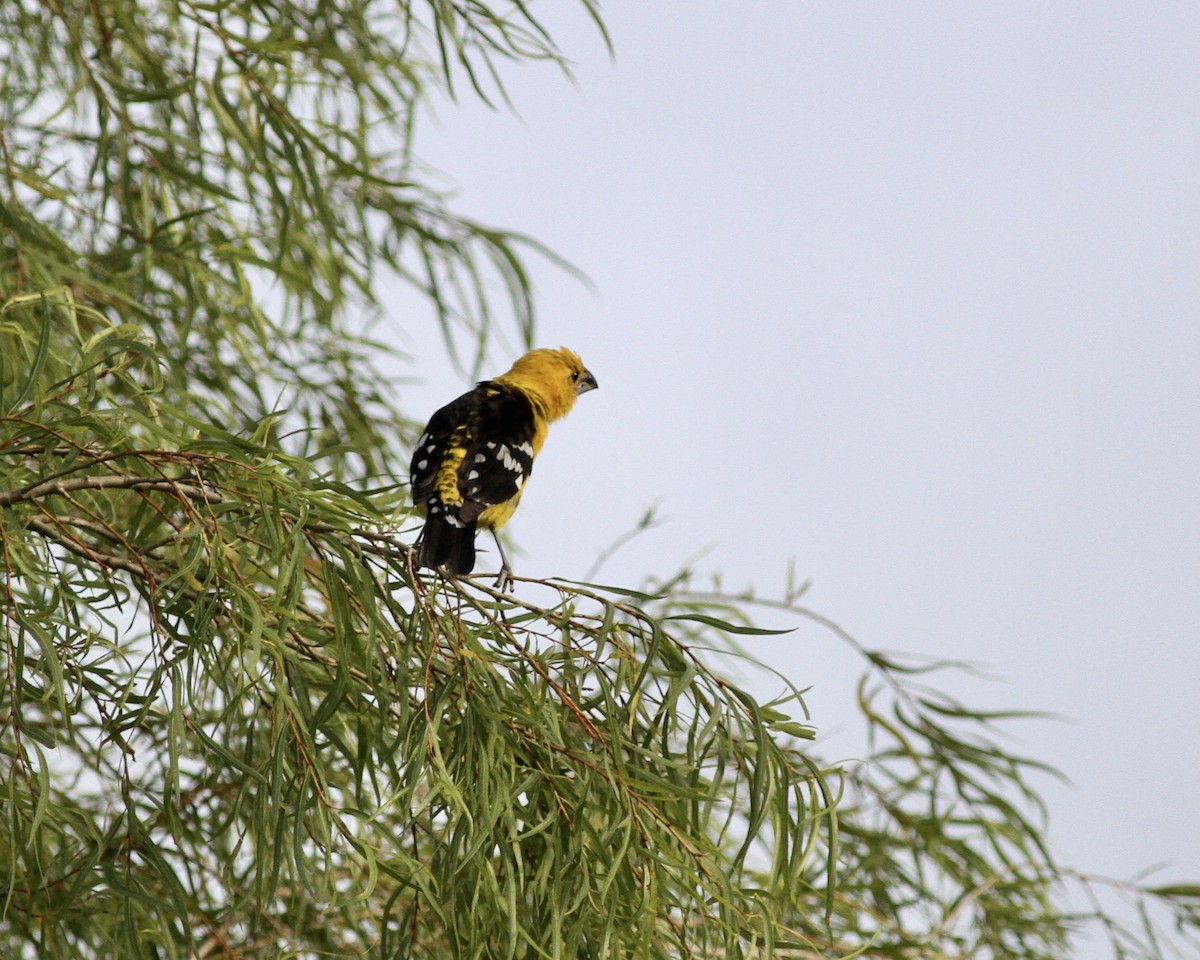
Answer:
[409,346,598,590]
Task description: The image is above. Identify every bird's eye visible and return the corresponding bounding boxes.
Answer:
[570,370,580,381]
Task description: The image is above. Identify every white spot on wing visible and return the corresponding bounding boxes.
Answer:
[498,444,522,472]
[466,470,479,480]
[416,459,428,471]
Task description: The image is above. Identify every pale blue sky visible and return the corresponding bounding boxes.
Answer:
[389,1,1200,908]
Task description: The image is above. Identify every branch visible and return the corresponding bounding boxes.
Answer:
[25,516,155,581]
[0,474,224,507]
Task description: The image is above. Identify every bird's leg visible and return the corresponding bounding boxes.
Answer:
[490,530,515,592]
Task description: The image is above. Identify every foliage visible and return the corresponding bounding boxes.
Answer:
[1,2,1198,958]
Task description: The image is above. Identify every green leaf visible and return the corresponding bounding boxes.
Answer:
[664,612,796,636]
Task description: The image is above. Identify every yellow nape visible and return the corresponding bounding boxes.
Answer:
[494,347,593,427]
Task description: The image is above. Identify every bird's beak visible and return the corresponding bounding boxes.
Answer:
[576,369,598,395]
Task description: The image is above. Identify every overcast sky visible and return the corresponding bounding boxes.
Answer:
[387,1,1200,908]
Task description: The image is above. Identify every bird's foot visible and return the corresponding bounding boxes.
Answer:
[493,566,514,592]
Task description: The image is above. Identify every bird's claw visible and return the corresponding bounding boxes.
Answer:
[493,566,514,592]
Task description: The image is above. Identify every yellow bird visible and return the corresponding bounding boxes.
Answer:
[410,347,598,588]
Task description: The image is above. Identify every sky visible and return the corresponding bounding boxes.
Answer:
[386,0,1200,914]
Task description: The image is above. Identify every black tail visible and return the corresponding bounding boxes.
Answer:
[416,510,477,576]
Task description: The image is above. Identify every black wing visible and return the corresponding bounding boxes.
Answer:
[410,381,537,516]
[410,389,474,504]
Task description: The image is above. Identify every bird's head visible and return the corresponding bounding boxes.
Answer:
[497,347,598,420]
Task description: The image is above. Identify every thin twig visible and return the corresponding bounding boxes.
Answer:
[0,474,224,507]
[25,516,154,580]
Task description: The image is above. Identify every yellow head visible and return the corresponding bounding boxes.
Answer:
[495,347,598,422]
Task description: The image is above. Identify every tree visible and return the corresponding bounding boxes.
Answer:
[1,2,1197,957]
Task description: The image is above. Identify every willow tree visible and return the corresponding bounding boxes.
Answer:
[1,3,1196,958]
